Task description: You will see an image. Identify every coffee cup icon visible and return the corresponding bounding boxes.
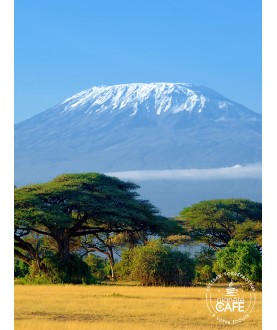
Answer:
[225,282,238,296]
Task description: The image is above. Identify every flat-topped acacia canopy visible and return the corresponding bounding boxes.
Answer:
[178,198,262,249]
[14,173,181,265]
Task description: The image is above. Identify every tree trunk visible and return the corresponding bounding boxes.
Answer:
[57,236,71,261]
[107,246,115,280]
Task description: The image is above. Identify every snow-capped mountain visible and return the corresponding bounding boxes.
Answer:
[15,82,261,179]
[15,82,261,214]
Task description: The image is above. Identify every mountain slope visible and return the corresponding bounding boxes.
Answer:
[15,82,261,187]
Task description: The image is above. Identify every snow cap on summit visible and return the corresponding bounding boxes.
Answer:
[59,82,238,117]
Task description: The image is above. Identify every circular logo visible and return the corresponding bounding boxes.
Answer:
[206,272,256,325]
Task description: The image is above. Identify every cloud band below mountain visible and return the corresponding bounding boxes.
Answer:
[105,164,262,181]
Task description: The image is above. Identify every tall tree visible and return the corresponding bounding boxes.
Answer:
[15,173,182,279]
[178,199,262,250]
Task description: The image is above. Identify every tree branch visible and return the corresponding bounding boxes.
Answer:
[14,249,33,266]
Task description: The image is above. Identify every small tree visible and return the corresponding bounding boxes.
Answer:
[213,240,262,282]
[116,239,195,286]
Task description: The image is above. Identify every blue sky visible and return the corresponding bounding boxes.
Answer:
[15,0,261,123]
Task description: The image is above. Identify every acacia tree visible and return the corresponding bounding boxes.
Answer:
[15,173,182,280]
[178,199,262,250]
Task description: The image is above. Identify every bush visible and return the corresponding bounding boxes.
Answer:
[195,264,214,283]
[213,240,262,282]
[116,239,195,286]
[29,252,94,284]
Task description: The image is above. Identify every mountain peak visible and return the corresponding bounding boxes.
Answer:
[58,82,248,118]
[15,81,261,188]
[15,81,262,215]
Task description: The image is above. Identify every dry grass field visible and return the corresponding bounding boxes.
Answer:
[14,285,262,330]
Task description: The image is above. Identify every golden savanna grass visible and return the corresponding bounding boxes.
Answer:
[14,285,262,330]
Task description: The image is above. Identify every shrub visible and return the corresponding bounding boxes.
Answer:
[116,239,195,286]
[195,265,215,283]
[213,240,262,282]
[28,252,94,284]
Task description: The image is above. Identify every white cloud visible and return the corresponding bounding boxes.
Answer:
[106,163,262,181]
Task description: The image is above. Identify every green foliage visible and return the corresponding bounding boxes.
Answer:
[83,254,108,281]
[234,220,262,248]
[14,273,53,285]
[14,173,162,235]
[179,199,262,249]
[116,239,195,286]
[213,240,262,282]
[14,258,29,278]
[195,265,214,283]
[114,248,133,280]
[15,173,177,256]
[194,247,216,283]
[15,173,182,283]
[38,252,93,284]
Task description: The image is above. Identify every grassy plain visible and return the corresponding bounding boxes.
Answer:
[14,284,262,330]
